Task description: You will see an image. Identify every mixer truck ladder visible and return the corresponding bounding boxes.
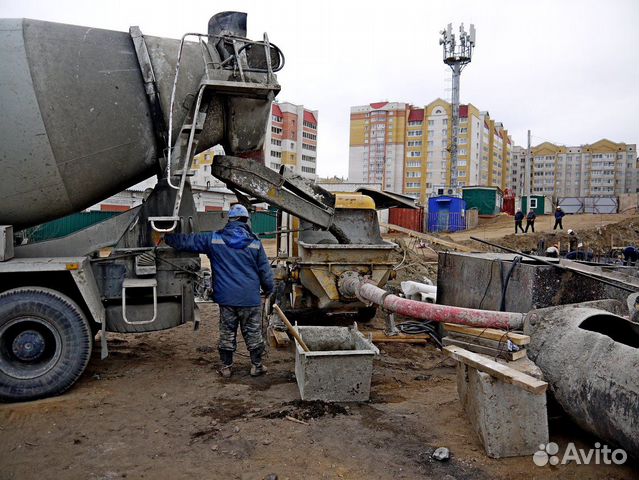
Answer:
[147,29,283,233]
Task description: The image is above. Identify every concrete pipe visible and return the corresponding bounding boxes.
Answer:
[340,278,524,330]
[525,304,639,457]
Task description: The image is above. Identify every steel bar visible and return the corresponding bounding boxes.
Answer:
[469,236,635,293]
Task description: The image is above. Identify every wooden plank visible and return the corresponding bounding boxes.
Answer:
[267,326,290,348]
[370,333,430,341]
[370,337,428,345]
[380,223,474,252]
[443,323,530,346]
[443,345,547,395]
[447,331,509,350]
[443,337,526,361]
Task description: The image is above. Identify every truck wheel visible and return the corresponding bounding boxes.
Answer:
[0,288,92,402]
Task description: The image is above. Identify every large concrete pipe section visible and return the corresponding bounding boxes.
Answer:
[0,15,277,229]
[524,303,639,457]
[340,278,524,330]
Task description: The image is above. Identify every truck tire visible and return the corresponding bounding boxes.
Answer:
[0,288,92,402]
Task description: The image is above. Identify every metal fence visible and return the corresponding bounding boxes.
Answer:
[20,211,121,243]
[558,196,618,214]
[425,208,478,233]
[465,208,479,229]
[427,212,465,233]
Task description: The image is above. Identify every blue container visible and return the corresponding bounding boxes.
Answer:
[427,196,466,233]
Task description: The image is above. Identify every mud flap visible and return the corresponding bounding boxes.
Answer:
[101,317,109,359]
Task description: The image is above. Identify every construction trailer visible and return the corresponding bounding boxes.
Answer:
[427,196,466,233]
[461,186,503,216]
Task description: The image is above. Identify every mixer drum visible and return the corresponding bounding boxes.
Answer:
[0,18,275,229]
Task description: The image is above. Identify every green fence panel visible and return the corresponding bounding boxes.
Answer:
[251,210,277,238]
[21,211,121,243]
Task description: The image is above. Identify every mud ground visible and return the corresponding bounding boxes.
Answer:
[0,303,635,479]
[445,212,633,246]
[1,217,638,479]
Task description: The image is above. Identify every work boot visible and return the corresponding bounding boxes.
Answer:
[250,363,268,377]
[218,364,233,379]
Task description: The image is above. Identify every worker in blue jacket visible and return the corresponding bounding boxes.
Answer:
[165,204,274,378]
[623,246,639,266]
[514,209,525,233]
[553,206,565,230]
[525,209,536,233]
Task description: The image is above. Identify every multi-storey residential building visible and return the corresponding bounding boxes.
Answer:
[349,100,511,201]
[509,145,527,195]
[264,101,318,179]
[509,139,637,197]
[349,102,408,193]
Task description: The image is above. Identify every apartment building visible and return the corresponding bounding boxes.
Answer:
[264,101,318,179]
[509,145,527,195]
[509,139,637,197]
[348,99,511,201]
[348,102,408,193]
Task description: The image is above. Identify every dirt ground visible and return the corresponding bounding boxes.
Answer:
[422,211,639,259]
[0,306,636,479]
[0,219,637,479]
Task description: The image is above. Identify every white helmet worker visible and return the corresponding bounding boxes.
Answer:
[545,246,559,258]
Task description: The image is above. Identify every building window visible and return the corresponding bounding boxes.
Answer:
[270,151,282,158]
[408,121,423,126]
[409,151,421,157]
[301,166,316,174]
[271,139,281,146]
[272,115,282,122]
[408,130,422,137]
[303,120,316,129]
[302,143,316,151]
[302,131,317,140]
[302,155,316,163]
[271,126,282,134]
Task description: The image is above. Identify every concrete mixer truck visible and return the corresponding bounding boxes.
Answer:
[0,12,404,402]
[0,11,289,402]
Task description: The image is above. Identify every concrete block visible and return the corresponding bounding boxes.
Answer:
[294,326,379,402]
[457,362,548,458]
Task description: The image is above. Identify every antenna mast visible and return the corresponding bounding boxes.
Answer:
[439,23,476,193]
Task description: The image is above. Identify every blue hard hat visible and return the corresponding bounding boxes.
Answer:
[228,204,249,218]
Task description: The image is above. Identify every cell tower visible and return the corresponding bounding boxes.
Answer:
[440,23,475,193]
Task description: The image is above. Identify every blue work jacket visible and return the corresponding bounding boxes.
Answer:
[166,221,274,307]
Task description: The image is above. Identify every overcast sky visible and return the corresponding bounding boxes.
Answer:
[2,0,637,178]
